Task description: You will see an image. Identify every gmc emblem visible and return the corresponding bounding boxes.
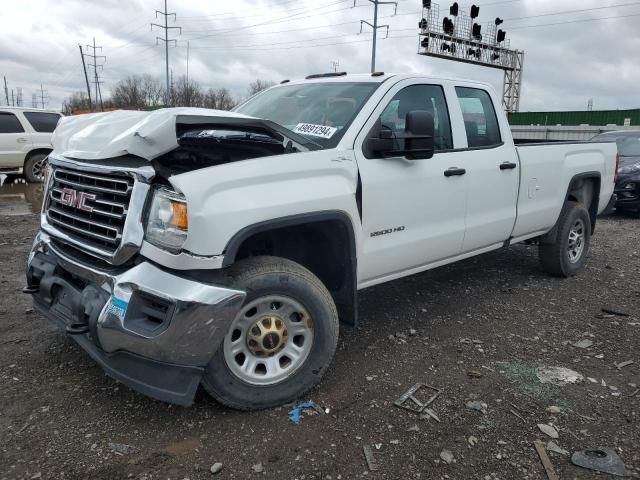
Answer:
[59,188,96,213]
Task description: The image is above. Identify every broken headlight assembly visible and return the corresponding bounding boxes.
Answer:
[145,187,188,253]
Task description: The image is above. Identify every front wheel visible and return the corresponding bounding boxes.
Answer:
[539,201,591,277]
[23,153,48,183]
[202,256,339,410]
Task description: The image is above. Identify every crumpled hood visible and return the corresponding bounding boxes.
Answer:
[51,107,255,161]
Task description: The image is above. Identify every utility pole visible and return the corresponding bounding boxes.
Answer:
[39,83,48,109]
[152,0,181,106]
[186,40,190,86]
[85,38,106,111]
[331,60,339,72]
[11,89,15,107]
[3,76,8,106]
[16,87,23,107]
[78,45,93,111]
[357,0,397,73]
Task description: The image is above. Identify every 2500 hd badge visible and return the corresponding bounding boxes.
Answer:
[370,226,406,237]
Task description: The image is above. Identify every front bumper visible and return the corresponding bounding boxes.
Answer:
[614,174,640,209]
[26,231,246,405]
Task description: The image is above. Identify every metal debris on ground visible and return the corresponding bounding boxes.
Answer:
[439,449,455,464]
[460,338,483,345]
[615,360,634,370]
[422,408,441,422]
[546,441,569,456]
[466,369,484,378]
[572,339,593,349]
[288,400,318,424]
[537,424,559,439]
[536,366,584,386]
[601,308,630,317]
[393,383,441,414]
[108,442,136,455]
[465,400,488,414]
[510,408,526,423]
[363,445,379,471]
[534,440,560,480]
[571,448,628,477]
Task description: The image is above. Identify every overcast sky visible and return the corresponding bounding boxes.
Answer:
[1,0,639,112]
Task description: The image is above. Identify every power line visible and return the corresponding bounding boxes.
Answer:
[152,0,182,106]
[508,11,640,29]
[505,1,640,21]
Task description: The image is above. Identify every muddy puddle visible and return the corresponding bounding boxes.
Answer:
[0,176,44,216]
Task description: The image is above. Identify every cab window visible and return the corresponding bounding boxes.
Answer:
[455,87,501,148]
[378,84,453,151]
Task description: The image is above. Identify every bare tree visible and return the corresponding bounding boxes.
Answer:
[172,75,204,107]
[203,87,237,110]
[62,92,92,114]
[111,76,146,109]
[248,79,275,96]
[141,74,164,108]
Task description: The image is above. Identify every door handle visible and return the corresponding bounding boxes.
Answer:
[444,167,466,177]
[500,161,517,170]
[16,138,28,143]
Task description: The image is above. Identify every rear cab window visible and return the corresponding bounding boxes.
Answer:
[455,87,501,148]
[0,112,25,133]
[22,112,61,133]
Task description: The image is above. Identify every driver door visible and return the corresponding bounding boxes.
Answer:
[354,80,468,286]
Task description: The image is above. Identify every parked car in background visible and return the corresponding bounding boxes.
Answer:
[0,107,62,182]
[591,130,640,215]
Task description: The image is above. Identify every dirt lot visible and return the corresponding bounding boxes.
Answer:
[1,210,639,480]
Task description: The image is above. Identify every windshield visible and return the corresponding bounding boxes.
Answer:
[592,132,640,156]
[234,82,379,149]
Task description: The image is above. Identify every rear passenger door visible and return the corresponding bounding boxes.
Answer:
[453,86,519,252]
[0,111,31,168]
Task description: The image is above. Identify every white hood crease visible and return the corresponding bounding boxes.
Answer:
[52,107,255,161]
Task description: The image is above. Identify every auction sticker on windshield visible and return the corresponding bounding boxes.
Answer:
[293,123,338,139]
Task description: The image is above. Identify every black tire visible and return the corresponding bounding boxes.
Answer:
[202,256,339,410]
[23,153,48,183]
[539,201,591,277]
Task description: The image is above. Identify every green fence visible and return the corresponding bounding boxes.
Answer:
[508,109,640,127]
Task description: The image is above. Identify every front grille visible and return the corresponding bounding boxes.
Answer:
[46,167,133,255]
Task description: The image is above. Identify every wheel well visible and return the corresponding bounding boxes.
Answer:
[224,214,358,326]
[566,175,600,232]
[25,148,52,164]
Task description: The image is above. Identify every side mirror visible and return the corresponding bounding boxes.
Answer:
[404,110,434,160]
[363,111,435,160]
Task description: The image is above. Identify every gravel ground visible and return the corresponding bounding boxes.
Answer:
[1,212,639,480]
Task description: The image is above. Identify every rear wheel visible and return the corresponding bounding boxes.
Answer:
[202,256,339,410]
[23,153,48,183]
[539,201,591,277]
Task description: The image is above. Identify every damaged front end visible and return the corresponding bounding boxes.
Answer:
[154,115,322,177]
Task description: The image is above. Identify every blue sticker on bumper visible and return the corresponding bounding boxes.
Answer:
[106,297,129,321]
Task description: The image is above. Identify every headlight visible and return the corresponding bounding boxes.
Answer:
[618,163,640,175]
[145,187,188,252]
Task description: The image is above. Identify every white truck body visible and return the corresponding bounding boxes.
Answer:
[27,73,617,407]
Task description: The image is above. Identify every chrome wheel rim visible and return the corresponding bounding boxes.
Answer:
[31,157,47,182]
[223,295,314,386]
[567,218,586,263]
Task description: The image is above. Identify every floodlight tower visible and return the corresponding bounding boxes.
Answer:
[417,1,525,112]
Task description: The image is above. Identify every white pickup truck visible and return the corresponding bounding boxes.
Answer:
[26,73,617,409]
